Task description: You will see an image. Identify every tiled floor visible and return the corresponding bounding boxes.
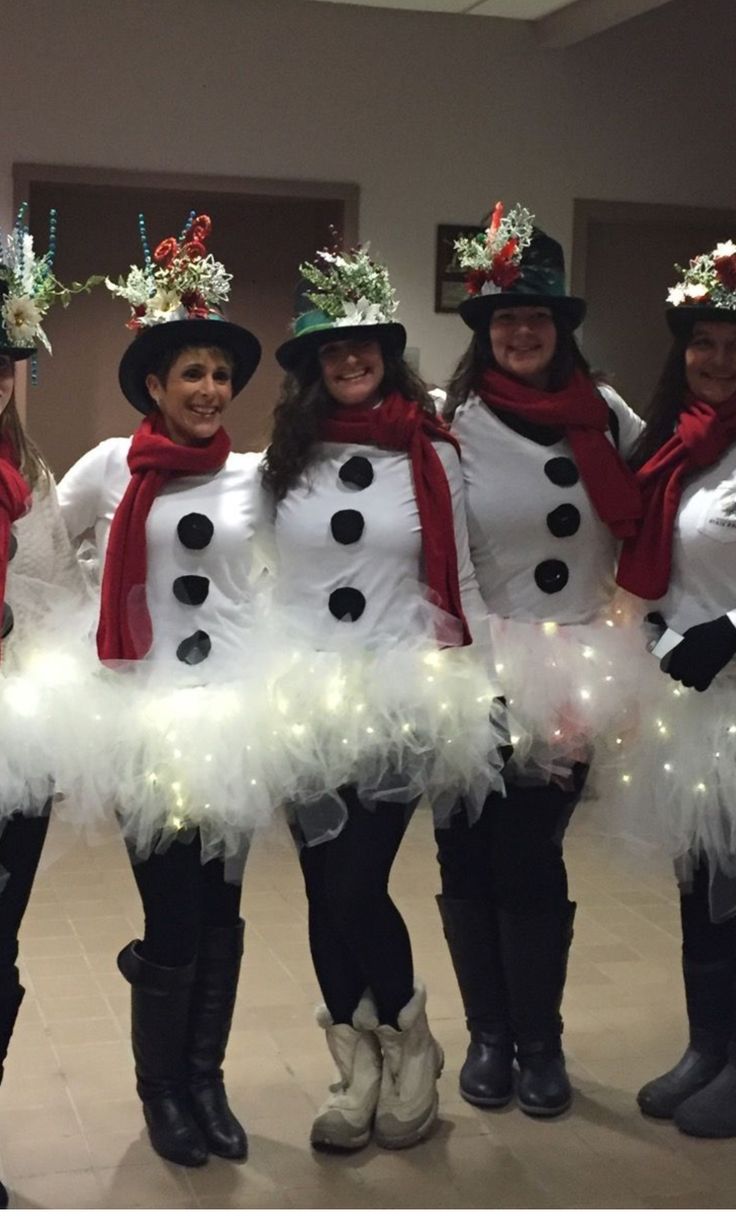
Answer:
[2,805,734,1209]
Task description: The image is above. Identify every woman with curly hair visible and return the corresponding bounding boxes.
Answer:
[262,245,507,1153]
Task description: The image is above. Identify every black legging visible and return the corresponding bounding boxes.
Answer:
[435,778,583,913]
[680,861,736,964]
[0,803,52,969]
[298,787,415,1026]
[129,831,247,968]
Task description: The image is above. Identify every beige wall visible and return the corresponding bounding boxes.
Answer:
[2,0,735,451]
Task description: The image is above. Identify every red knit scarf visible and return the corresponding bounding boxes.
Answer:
[320,393,471,645]
[97,412,231,662]
[617,392,736,599]
[476,368,642,540]
[0,435,30,623]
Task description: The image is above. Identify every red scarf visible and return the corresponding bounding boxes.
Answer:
[617,392,736,599]
[97,413,231,662]
[320,393,471,645]
[0,435,30,625]
[477,368,642,540]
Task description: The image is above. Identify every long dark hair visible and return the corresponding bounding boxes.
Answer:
[262,344,438,501]
[0,359,49,489]
[628,336,689,470]
[443,317,593,422]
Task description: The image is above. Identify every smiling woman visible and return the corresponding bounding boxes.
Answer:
[57,214,271,1171]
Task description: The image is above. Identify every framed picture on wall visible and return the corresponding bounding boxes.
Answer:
[434,223,484,313]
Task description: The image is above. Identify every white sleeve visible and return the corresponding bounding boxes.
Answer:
[38,476,90,602]
[57,441,115,546]
[599,384,644,461]
[248,455,279,580]
[436,443,501,690]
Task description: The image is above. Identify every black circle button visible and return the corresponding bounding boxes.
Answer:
[534,560,569,595]
[544,458,579,487]
[338,456,374,490]
[8,532,17,561]
[328,587,366,622]
[546,504,581,538]
[176,630,212,664]
[330,510,365,546]
[177,513,214,550]
[1,603,13,639]
[173,575,210,606]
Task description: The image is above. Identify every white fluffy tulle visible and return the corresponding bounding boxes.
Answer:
[487,599,643,787]
[0,575,95,818]
[598,655,736,900]
[265,608,510,844]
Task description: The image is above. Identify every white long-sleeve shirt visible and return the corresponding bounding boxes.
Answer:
[452,385,643,624]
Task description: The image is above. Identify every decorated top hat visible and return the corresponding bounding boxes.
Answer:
[455,202,586,333]
[0,204,78,363]
[276,244,406,372]
[109,213,261,413]
[665,240,736,336]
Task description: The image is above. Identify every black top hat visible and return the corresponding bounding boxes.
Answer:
[118,315,262,414]
[459,229,586,333]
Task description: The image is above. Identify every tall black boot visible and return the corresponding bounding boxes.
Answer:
[497,901,576,1117]
[117,941,208,1167]
[436,896,513,1108]
[0,958,25,1208]
[186,919,247,1160]
[637,956,732,1120]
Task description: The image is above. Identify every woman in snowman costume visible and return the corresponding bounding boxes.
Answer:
[58,214,268,1169]
[436,203,643,1118]
[262,244,508,1153]
[616,240,736,1138]
[0,205,91,1207]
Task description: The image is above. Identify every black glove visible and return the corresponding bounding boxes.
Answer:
[666,615,736,692]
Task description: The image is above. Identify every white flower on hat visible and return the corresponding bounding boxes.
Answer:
[336,298,387,327]
[666,285,687,307]
[684,283,710,302]
[715,241,736,259]
[1,294,47,350]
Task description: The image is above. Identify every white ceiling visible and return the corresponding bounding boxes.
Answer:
[305,0,675,44]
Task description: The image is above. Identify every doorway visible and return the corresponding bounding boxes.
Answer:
[15,165,359,475]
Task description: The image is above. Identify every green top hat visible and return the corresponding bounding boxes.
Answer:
[455,202,586,332]
[276,246,407,372]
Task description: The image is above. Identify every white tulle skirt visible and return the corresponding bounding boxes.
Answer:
[597,647,736,918]
[487,599,643,789]
[266,622,511,845]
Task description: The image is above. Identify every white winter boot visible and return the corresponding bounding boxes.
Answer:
[363,980,444,1150]
[311,994,383,1151]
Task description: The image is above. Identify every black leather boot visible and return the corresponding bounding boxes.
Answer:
[0,956,25,1208]
[498,901,576,1117]
[637,957,732,1120]
[436,896,513,1108]
[117,941,208,1167]
[186,919,248,1159]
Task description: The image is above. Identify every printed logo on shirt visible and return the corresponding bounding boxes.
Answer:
[698,481,736,541]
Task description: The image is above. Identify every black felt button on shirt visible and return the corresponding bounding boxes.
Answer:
[1,603,13,639]
[546,504,581,538]
[544,457,579,487]
[177,513,214,550]
[338,456,374,491]
[330,510,365,545]
[329,587,366,622]
[534,559,569,595]
[173,575,210,606]
[8,532,17,562]
[176,630,212,664]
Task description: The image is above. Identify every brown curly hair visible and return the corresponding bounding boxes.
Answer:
[262,344,438,501]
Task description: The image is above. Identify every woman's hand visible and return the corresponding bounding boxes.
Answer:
[666,615,736,691]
